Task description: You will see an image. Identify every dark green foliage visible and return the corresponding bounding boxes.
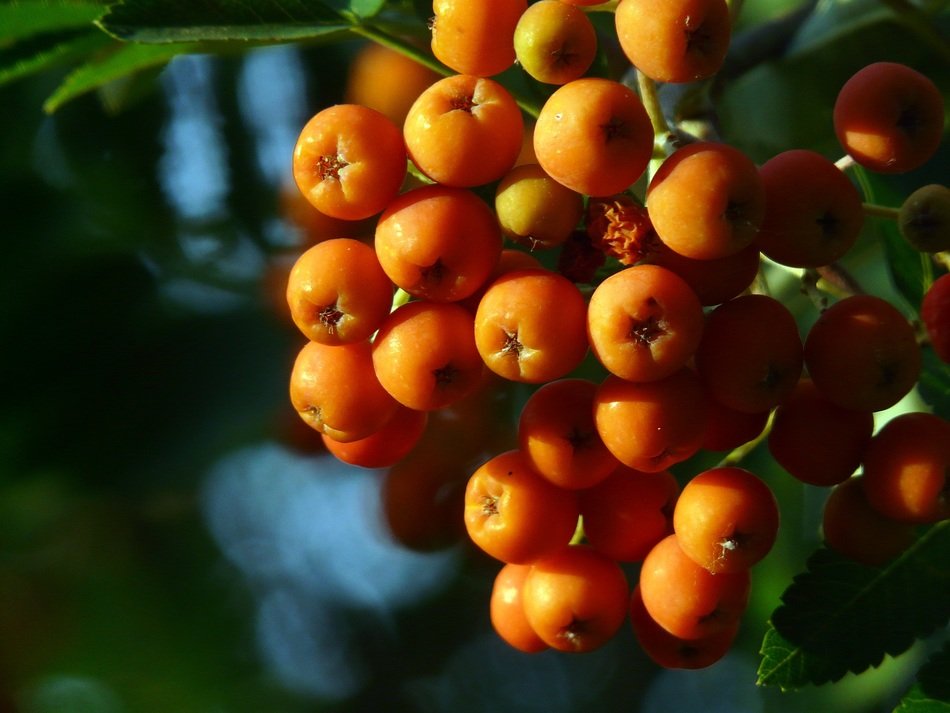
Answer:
[758,522,950,690]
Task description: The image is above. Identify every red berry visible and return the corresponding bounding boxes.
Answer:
[922,273,950,363]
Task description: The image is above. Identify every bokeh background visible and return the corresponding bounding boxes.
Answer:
[1,0,947,711]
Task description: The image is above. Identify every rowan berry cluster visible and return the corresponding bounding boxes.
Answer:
[281,0,948,670]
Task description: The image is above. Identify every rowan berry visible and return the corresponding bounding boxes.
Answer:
[292,104,406,220]
[463,450,580,564]
[834,62,944,174]
[521,544,630,653]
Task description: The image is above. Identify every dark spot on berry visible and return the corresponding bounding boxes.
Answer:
[629,314,667,346]
[318,154,348,181]
[433,363,460,388]
[451,94,476,113]
[319,303,344,332]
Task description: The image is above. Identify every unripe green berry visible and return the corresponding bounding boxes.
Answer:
[898,184,950,253]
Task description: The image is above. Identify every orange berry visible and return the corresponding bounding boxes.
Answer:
[404,74,524,187]
[292,104,406,220]
[534,77,653,197]
[430,0,527,77]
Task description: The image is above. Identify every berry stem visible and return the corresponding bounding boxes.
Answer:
[863,202,900,220]
[717,410,775,468]
[801,268,830,312]
[817,263,866,298]
[569,516,587,546]
[579,1,619,10]
[349,23,450,78]
[391,287,412,312]
[636,70,676,155]
[834,154,857,171]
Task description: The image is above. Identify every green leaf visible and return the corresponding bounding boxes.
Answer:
[757,521,950,690]
[43,41,197,112]
[0,1,105,43]
[893,643,950,713]
[0,29,112,86]
[97,0,368,43]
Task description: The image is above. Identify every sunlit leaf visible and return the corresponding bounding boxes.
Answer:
[757,521,950,690]
[97,0,361,43]
[0,1,105,43]
[0,29,111,86]
[43,41,197,112]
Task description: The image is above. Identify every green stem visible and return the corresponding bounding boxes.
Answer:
[582,0,619,11]
[801,268,829,312]
[349,23,450,78]
[834,154,856,171]
[932,251,950,274]
[817,263,866,298]
[637,70,676,154]
[569,516,587,546]
[863,202,900,220]
[717,410,775,468]
[391,287,412,312]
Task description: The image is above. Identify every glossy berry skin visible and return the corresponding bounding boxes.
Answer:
[673,467,780,574]
[321,404,427,469]
[833,62,944,174]
[404,74,524,188]
[822,476,917,567]
[586,264,705,383]
[518,379,620,490]
[629,585,739,669]
[695,294,803,414]
[899,185,950,254]
[343,42,439,126]
[292,104,406,220]
[285,238,393,346]
[579,466,680,562]
[430,0,527,77]
[768,378,874,487]
[922,273,950,363]
[289,340,399,443]
[372,300,485,411]
[639,534,751,640]
[647,141,765,261]
[594,369,708,473]
[495,163,585,250]
[374,184,502,303]
[521,544,630,653]
[755,149,864,268]
[475,268,589,384]
[804,295,921,412]
[513,0,598,85]
[860,412,950,524]
[615,0,731,84]
[490,563,549,653]
[464,450,580,564]
[534,78,654,197]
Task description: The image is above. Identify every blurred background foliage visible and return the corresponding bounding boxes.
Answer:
[0,0,948,711]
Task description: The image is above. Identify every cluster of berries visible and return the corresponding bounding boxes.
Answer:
[279,0,949,668]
